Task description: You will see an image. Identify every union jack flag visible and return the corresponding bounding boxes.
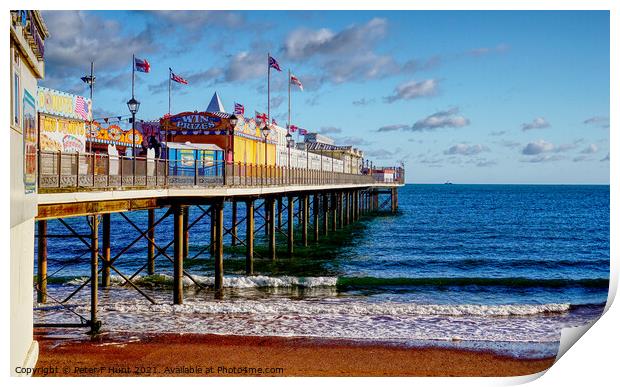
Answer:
[234,102,245,115]
[170,68,188,84]
[268,55,282,72]
[299,128,308,135]
[288,124,298,133]
[255,111,268,122]
[271,118,278,126]
[290,74,303,91]
[134,57,151,73]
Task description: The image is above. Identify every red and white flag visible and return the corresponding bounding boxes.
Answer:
[134,57,151,73]
[288,124,298,133]
[290,74,303,91]
[255,111,268,123]
[170,68,188,84]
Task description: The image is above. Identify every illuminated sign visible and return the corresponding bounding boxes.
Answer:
[37,86,92,121]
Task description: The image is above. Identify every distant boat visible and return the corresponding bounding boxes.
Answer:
[444,181,453,185]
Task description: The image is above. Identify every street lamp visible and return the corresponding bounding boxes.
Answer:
[229,114,239,164]
[285,132,293,167]
[81,62,95,154]
[127,97,140,183]
[261,121,271,166]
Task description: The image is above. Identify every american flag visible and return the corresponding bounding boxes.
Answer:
[268,55,282,72]
[290,74,303,91]
[134,57,151,73]
[288,124,298,133]
[234,102,245,115]
[170,68,188,84]
[74,96,88,120]
[299,128,308,135]
[255,111,268,122]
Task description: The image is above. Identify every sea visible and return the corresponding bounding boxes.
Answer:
[34,184,610,359]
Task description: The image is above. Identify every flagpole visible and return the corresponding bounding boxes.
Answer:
[288,69,291,134]
[168,68,171,115]
[132,54,135,99]
[267,52,271,122]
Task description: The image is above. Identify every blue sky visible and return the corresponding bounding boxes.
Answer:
[40,10,610,184]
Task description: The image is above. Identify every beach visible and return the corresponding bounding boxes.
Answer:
[33,331,555,377]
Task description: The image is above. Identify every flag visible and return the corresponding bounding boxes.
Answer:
[134,57,151,73]
[74,96,88,120]
[299,128,308,135]
[170,68,188,84]
[272,118,278,126]
[268,55,282,72]
[255,111,268,122]
[234,103,245,115]
[290,74,304,91]
[104,118,109,123]
[288,124,298,133]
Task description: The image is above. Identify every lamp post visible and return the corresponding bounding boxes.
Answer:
[285,132,293,167]
[81,62,95,154]
[229,113,239,165]
[260,121,271,167]
[127,97,140,184]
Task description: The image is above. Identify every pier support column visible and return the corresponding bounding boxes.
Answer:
[231,201,237,246]
[339,192,344,228]
[277,197,283,230]
[331,193,337,232]
[268,197,276,260]
[210,205,216,256]
[183,206,190,259]
[287,195,294,255]
[302,194,308,247]
[322,193,329,236]
[102,213,111,286]
[313,194,319,242]
[344,192,349,226]
[392,188,399,213]
[353,191,358,222]
[90,215,100,332]
[37,220,47,303]
[147,209,155,275]
[173,205,184,304]
[246,200,254,275]
[214,199,225,291]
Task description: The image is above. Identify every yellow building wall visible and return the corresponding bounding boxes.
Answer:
[233,136,275,166]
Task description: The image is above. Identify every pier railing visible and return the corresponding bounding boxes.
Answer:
[37,150,404,192]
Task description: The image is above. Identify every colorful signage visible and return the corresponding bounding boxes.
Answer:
[37,86,92,121]
[161,112,227,131]
[39,114,86,153]
[88,122,143,147]
[23,90,37,194]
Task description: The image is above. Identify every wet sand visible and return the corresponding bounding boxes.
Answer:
[33,331,555,377]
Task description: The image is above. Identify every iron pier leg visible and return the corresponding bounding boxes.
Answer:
[313,194,319,242]
[339,191,345,228]
[268,197,276,260]
[90,215,100,333]
[173,205,184,304]
[183,206,190,259]
[301,194,308,246]
[331,193,337,232]
[210,205,216,256]
[231,200,237,246]
[37,220,47,303]
[287,195,294,255]
[214,199,224,291]
[246,200,254,275]
[322,193,329,236]
[147,209,155,275]
[102,213,111,286]
[277,196,283,230]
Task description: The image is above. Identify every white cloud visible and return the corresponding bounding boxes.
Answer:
[443,144,490,156]
[521,117,551,131]
[384,79,438,103]
[411,108,470,131]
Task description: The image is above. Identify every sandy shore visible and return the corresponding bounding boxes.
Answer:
[33,331,555,377]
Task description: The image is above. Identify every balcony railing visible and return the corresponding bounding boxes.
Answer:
[37,150,404,192]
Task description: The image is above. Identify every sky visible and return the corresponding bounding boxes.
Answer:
[39,10,610,184]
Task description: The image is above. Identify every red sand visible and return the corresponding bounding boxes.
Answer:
[33,331,555,377]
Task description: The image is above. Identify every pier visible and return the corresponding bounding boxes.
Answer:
[34,151,405,333]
